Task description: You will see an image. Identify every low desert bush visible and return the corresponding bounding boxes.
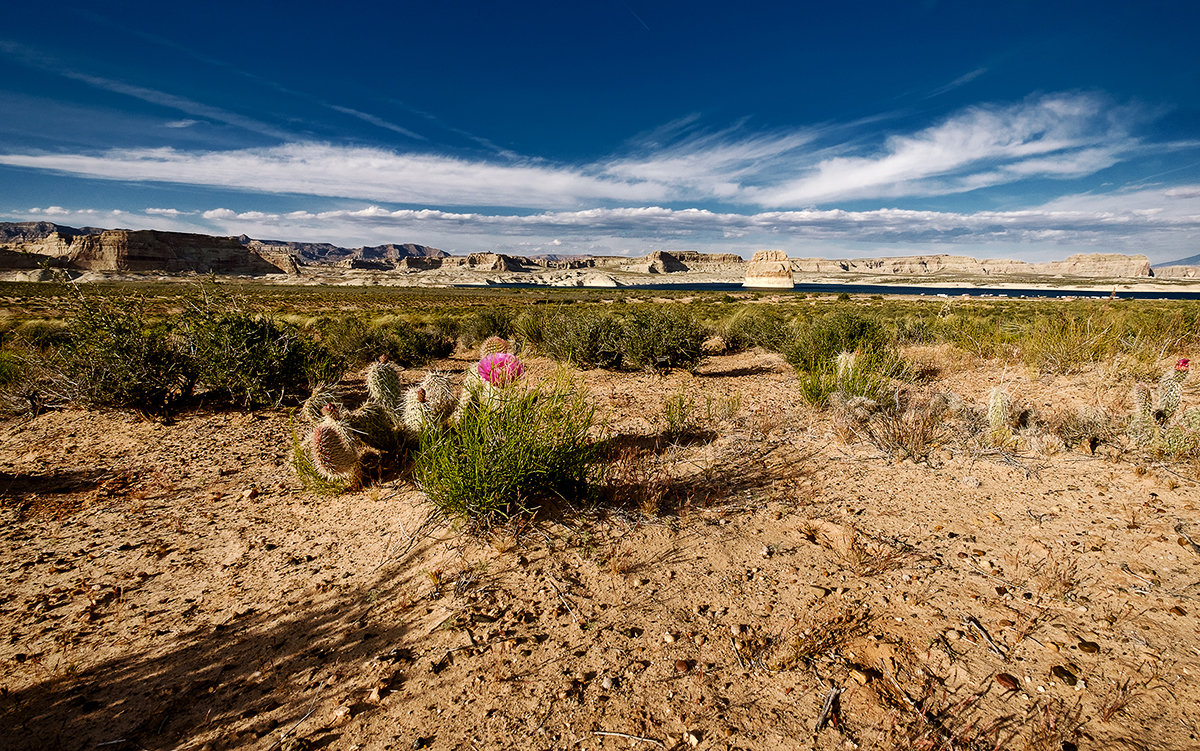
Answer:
[621,306,706,371]
[784,310,891,373]
[56,291,196,415]
[542,310,625,369]
[180,310,340,408]
[720,305,790,352]
[414,376,604,526]
[460,307,514,347]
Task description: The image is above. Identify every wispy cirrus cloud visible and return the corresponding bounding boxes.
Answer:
[746,93,1142,206]
[0,93,1168,210]
[0,143,666,208]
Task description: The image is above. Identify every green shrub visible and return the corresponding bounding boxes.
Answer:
[662,386,696,441]
[415,376,603,527]
[181,311,339,408]
[0,348,24,387]
[543,310,625,369]
[622,306,706,371]
[721,306,790,352]
[784,310,890,373]
[511,310,550,351]
[14,319,72,350]
[57,293,196,415]
[460,308,514,346]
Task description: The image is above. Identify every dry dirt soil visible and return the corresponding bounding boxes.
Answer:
[1,348,1199,751]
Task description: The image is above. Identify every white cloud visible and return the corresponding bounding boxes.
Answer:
[164,119,199,129]
[0,93,1157,211]
[748,93,1139,206]
[0,143,667,209]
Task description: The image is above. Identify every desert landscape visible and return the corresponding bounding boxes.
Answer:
[1,279,1199,751]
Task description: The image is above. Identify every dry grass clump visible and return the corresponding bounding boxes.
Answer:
[799,519,921,577]
[771,603,872,670]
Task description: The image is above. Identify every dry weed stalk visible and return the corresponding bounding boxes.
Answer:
[802,520,919,577]
[772,603,872,670]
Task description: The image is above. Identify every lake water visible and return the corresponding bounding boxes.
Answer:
[476,281,1200,301]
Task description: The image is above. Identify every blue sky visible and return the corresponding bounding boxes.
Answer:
[1,1,1198,261]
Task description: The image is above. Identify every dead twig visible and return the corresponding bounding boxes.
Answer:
[588,730,665,747]
[815,686,843,731]
[963,616,1007,659]
[545,576,579,624]
[1174,523,1200,559]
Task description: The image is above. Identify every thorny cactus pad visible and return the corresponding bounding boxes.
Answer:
[402,372,457,434]
[987,388,1012,445]
[312,407,360,483]
[365,355,404,410]
[1156,358,1189,422]
[349,400,401,452]
[478,353,523,387]
[302,382,343,423]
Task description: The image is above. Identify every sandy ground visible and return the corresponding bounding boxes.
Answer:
[2,349,1199,750]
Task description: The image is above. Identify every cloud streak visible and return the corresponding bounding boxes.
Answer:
[23,185,1196,258]
[0,93,1158,211]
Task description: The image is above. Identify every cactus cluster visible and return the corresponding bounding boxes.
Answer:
[1131,358,1197,454]
[295,351,528,491]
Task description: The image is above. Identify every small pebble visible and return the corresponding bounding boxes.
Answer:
[663,632,676,643]
[675,659,691,673]
[601,675,615,690]
[730,624,744,636]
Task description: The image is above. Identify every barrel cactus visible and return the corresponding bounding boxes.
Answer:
[1131,383,1155,444]
[479,336,510,359]
[987,388,1011,444]
[311,405,360,484]
[365,355,404,411]
[1155,358,1190,423]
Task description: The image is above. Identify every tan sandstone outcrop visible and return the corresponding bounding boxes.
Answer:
[743,249,794,288]
[789,253,1152,279]
[66,230,282,275]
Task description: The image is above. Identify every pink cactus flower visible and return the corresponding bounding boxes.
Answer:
[478,352,523,387]
[1176,358,1190,372]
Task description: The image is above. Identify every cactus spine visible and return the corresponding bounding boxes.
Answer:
[402,372,457,434]
[365,355,404,412]
[1156,367,1185,423]
[348,400,401,452]
[302,382,343,423]
[479,336,510,359]
[987,388,1011,444]
[311,405,360,484]
[1131,383,1155,444]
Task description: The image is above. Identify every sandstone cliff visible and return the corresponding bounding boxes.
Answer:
[789,253,1152,278]
[68,230,282,275]
[743,250,794,288]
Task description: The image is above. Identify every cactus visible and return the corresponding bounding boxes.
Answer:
[1182,407,1200,432]
[365,355,404,411]
[479,336,510,359]
[987,388,1011,443]
[311,405,360,483]
[1131,383,1155,445]
[348,400,401,452]
[402,372,457,434]
[1155,359,1188,423]
[302,381,343,423]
